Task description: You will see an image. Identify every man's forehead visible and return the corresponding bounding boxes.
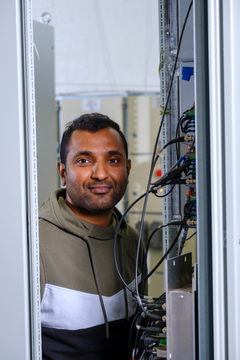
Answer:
[68,128,125,154]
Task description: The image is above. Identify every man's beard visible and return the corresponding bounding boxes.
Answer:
[66,178,128,214]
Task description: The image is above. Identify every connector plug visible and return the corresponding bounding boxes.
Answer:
[186,178,196,185]
[186,219,197,227]
[184,135,194,142]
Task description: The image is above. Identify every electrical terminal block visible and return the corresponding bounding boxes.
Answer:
[189,153,195,160]
[188,188,196,201]
[183,108,195,119]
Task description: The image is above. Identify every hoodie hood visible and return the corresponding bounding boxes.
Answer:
[39,188,128,240]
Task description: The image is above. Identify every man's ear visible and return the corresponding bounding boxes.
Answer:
[127,159,131,175]
[57,162,66,186]
[127,159,131,183]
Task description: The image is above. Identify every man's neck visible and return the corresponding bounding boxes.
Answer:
[65,199,113,227]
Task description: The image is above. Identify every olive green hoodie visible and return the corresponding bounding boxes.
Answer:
[39,188,146,360]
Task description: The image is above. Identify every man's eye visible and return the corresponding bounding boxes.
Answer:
[77,158,89,164]
[109,158,119,164]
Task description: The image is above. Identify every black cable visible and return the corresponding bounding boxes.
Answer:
[134,157,161,316]
[158,291,166,300]
[184,201,196,217]
[133,315,142,360]
[161,179,187,186]
[134,155,165,299]
[151,160,192,188]
[178,202,196,255]
[141,223,170,295]
[158,136,185,158]
[134,222,185,321]
[175,114,185,159]
[150,154,190,187]
[113,154,160,298]
[144,223,184,281]
[113,190,154,297]
[137,325,166,332]
[132,296,167,358]
[181,121,195,134]
[153,184,175,198]
[129,310,143,360]
[139,219,188,293]
[135,115,193,315]
[186,231,197,241]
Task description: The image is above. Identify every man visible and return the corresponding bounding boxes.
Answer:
[39,113,146,360]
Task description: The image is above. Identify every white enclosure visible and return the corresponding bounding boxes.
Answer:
[1,1,240,359]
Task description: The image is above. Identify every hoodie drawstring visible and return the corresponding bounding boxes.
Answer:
[117,235,129,321]
[85,238,109,343]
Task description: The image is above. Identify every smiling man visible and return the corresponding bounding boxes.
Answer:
[39,113,146,360]
[59,125,130,226]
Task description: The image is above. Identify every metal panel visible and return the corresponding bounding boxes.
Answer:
[158,0,177,258]
[222,0,240,358]
[193,0,214,359]
[179,0,194,62]
[169,292,193,359]
[0,1,31,359]
[0,1,41,359]
[23,4,42,359]
[166,253,193,360]
[33,21,58,206]
[207,0,226,359]
[179,62,194,119]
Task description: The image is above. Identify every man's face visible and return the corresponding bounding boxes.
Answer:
[58,128,131,216]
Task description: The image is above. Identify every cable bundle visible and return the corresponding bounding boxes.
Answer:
[113,1,195,359]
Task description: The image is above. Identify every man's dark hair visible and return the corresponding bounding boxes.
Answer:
[60,112,128,166]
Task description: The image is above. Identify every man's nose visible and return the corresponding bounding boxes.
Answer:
[91,161,109,180]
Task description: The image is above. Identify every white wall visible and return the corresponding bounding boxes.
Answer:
[32,0,160,95]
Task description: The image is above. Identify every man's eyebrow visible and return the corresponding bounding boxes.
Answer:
[72,151,93,158]
[72,150,124,158]
[107,150,124,157]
